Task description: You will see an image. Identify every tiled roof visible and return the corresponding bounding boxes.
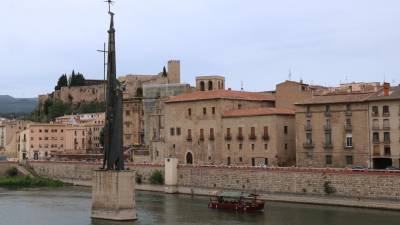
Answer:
[165,90,275,103]
[295,93,373,105]
[222,107,294,118]
[366,86,400,101]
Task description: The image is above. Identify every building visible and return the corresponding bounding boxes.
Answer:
[163,87,277,165]
[366,83,400,169]
[221,107,295,166]
[0,119,30,159]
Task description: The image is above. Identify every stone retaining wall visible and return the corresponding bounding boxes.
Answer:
[27,161,400,201]
[0,162,16,176]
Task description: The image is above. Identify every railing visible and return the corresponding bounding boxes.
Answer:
[373,139,380,144]
[383,139,391,145]
[324,111,331,117]
[236,135,244,141]
[209,136,215,141]
[303,143,315,149]
[248,134,257,140]
[345,111,352,116]
[383,112,390,117]
[199,136,205,141]
[324,125,332,131]
[224,135,232,141]
[372,112,379,117]
[306,112,312,118]
[262,134,270,141]
[372,126,380,130]
[304,125,312,131]
[186,136,192,142]
[344,144,354,150]
[382,126,391,130]
[323,143,333,149]
[344,124,352,131]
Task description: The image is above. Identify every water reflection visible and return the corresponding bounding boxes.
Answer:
[0,187,399,225]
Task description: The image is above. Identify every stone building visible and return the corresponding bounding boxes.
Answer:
[366,83,400,169]
[295,93,372,168]
[0,119,30,159]
[163,89,277,165]
[221,107,295,166]
[195,76,225,92]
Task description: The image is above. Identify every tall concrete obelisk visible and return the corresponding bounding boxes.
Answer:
[91,1,137,221]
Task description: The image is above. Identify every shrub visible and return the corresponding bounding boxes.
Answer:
[149,170,164,185]
[323,181,336,195]
[5,167,18,177]
[135,174,142,184]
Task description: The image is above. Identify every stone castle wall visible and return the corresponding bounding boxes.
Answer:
[26,161,400,200]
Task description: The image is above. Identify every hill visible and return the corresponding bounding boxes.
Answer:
[0,95,37,114]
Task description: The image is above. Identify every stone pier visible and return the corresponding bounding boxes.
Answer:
[91,170,137,221]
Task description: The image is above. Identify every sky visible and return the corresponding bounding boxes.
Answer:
[1,0,400,98]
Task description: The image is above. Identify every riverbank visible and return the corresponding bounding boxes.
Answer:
[0,175,70,189]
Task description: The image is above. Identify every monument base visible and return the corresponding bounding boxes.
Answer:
[91,170,137,221]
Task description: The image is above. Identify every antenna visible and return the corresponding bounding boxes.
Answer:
[241,81,244,91]
[288,69,292,81]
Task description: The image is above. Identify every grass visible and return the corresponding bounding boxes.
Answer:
[0,175,70,189]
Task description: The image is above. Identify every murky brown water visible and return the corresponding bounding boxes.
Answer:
[0,187,399,225]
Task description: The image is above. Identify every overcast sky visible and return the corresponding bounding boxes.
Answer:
[2,0,400,97]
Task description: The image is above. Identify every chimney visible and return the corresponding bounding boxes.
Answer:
[383,82,390,96]
[228,88,232,91]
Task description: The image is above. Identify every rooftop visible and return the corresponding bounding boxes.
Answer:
[165,90,275,103]
[295,92,373,105]
[366,86,400,101]
[222,107,294,118]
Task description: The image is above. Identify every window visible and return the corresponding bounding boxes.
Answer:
[285,144,288,150]
[226,128,231,139]
[264,158,268,166]
[306,133,312,144]
[238,104,242,109]
[251,144,255,150]
[250,127,256,139]
[346,104,351,112]
[326,155,332,165]
[346,155,353,165]
[237,127,243,140]
[239,157,243,162]
[384,132,390,143]
[383,119,390,129]
[212,107,216,114]
[209,128,214,140]
[45,129,48,133]
[200,81,205,91]
[384,147,391,156]
[176,127,181,136]
[126,110,131,116]
[325,133,332,145]
[372,106,379,116]
[200,129,204,141]
[170,128,175,136]
[383,105,390,116]
[284,126,288,134]
[346,134,353,148]
[346,118,351,126]
[251,158,255,166]
[239,144,242,150]
[373,119,379,129]
[203,107,207,115]
[264,144,268,150]
[227,144,230,150]
[188,108,192,116]
[227,157,231,166]
[325,105,330,113]
[306,106,311,114]
[187,129,192,140]
[208,80,213,91]
[263,126,269,140]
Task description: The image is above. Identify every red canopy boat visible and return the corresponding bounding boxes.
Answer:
[208,191,265,212]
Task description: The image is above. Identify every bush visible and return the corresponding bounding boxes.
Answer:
[324,181,336,195]
[149,170,164,185]
[5,167,18,177]
[0,176,68,188]
[135,174,142,184]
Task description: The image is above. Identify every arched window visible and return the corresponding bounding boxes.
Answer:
[186,152,193,164]
[200,81,205,91]
[208,81,213,91]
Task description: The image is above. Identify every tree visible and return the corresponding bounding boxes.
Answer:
[55,74,68,90]
[162,66,167,77]
[48,100,70,121]
[68,70,86,87]
[77,101,105,113]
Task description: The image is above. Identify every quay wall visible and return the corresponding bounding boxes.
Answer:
[0,162,16,176]
[27,161,400,201]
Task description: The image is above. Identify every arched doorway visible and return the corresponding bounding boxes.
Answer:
[186,152,193,164]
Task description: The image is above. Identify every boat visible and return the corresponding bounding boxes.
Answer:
[208,191,265,212]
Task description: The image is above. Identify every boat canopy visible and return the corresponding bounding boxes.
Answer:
[217,191,254,198]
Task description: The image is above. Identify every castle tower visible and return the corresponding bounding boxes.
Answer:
[167,60,180,84]
[195,76,225,91]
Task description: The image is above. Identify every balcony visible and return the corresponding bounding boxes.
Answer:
[209,136,215,141]
[186,136,192,142]
[344,144,354,150]
[382,125,391,130]
[236,134,244,141]
[248,134,257,140]
[345,111,352,116]
[372,112,379,117]
[262,134,270,141]
[373,139,380,144]
[323,142,333,149]
[199,136,205,142]
[324,111,331,117]
[304,125,312,131]
[224,135,232,141]
[383,112,390,117]
[303,142,315,149]
[372,126,380,131]
[383,139,391,145]
[344,124,352,131]
[324,125,332,131]
[306,112,312,118]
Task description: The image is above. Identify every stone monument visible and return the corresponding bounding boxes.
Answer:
[91,1,136,221]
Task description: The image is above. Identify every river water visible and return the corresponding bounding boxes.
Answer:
[0,187,399,225]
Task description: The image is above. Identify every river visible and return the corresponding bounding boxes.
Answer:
[0,187,399,225]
